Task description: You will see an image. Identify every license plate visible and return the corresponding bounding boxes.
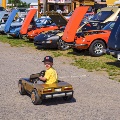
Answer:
[55,88,61,92]
[117,54,120,61]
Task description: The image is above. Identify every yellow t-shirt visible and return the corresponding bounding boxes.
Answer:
[44,67,58,84]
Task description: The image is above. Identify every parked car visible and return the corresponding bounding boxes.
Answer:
[18,71,74,105]
[80,7,120,31]
[104,14,120,60]
[5,9,37,38]
[20,9,38,38]
[0,11,9,23]
[26,17,58,41]
[4,9,26,38]
[0,16,24,34]
[34,27,66,49]
[71,21,115,57]
[4,9,19,34]
[0,6,6,11]
[33,12,68,49]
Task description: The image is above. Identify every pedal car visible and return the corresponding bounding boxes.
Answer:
[18,70,74,105]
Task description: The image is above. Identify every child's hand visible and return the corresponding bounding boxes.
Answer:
[39,76,43,80]
[39,76,46,81]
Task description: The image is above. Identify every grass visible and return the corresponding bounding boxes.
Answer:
[0,35,120,81]
[0,35,34,47]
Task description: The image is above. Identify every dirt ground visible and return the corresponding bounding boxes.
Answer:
[0,42,120,120]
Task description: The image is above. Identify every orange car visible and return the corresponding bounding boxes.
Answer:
[60,6,115,57]
[27,19,58,40]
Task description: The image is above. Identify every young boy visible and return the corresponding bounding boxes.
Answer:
[39,56,58,84]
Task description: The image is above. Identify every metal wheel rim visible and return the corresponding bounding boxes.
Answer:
[93,43,103,54]
[18,83,22,92]
[59,39,68,49]
[31,92,35,102]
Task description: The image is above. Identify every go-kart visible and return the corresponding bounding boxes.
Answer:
[18,70,74,105]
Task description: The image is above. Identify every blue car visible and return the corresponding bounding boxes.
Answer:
[104,13,120,59]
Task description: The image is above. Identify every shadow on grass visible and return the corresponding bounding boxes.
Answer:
[67,49,90,56]
[106,60,120,68]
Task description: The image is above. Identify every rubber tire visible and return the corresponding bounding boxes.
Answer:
[63,95,73,101]
[31,89,42,105]
[58,39,70,50]
[18,81,26,95]
[18,33,23,39]
[89,40,106,57]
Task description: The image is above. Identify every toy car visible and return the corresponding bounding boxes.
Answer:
[18,70,74,105]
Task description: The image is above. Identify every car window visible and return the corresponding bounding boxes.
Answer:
[36,19,45,23]
[91,11,114,22]
[0,7,5,11]
[102,22,115,30]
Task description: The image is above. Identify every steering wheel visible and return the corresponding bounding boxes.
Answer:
[39,70,46,77]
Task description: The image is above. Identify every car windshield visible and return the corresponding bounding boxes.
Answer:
[91,11,114,22]
[18,8,26,12]
[16,17,23,22]
[87,7,93,13]
[102,22,115,30]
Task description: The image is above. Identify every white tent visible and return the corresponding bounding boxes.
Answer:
[114,0,120,5]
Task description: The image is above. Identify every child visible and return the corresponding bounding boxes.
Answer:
[39,56,58,84]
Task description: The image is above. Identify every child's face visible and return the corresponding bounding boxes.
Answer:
[44,62,53,69]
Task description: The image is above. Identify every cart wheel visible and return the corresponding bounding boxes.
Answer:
[31,89,42,105]
[63,95,73,101]
[18,81,26,95]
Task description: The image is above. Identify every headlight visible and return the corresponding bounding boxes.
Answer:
[46,40,52,43]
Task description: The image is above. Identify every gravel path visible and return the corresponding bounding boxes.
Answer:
[0,42,120,120]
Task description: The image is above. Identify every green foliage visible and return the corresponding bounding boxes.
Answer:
[0,35,34,47]
[7,0,29,8]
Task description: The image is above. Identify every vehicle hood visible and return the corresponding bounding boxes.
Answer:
[0,11,8,22]
[46,11,67,27]
[4,9,18,33]
[20,9,37,35]
[62,6,89,42]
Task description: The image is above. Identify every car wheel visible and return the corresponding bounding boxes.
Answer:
[58,39,70,50]
[18,81,26,95]
[63,95,73,101]
[18,33,23,39]
[89,40,106,57]
[31,89,42,105]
